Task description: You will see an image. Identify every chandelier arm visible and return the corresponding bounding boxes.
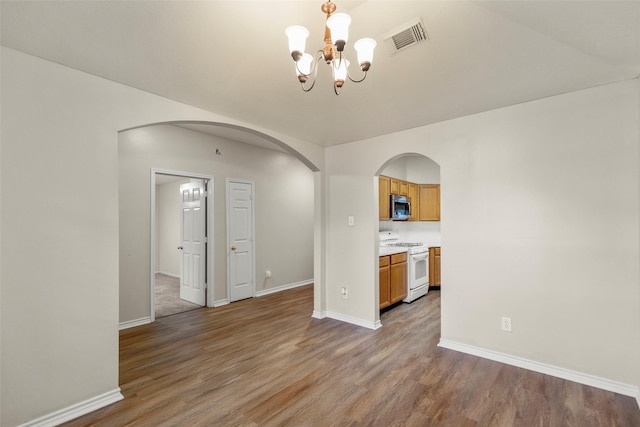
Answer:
[299,50,325,92]
[347,68,367,83]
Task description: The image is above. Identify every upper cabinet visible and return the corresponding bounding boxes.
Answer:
[390,178,400,195]
[408,183,419,221]
[399,181,409,196]
[379,176,391,220]
[379,175,440,222]
[419,184,440,221]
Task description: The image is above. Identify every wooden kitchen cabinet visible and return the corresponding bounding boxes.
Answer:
[380,252,407,309]
[399,181,409,196]
[378,175,391,220]
[419,184,440,221]
[390,178,400,195]
[390,252,407,304]
[408,183,419,221]
[379,255,391,309]
[429,247,441,288]
[380,176,441,222]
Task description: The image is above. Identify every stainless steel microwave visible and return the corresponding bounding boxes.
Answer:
[390,194,410,220]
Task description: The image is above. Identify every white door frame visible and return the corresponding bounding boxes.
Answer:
[226,178,256,302]
[150,168,215,321]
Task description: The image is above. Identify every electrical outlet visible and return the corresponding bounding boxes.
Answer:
[501,317,512,332]
[341,287,348,299]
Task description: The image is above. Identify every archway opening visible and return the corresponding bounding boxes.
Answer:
[117,121,320,328]
[375,153,441,323]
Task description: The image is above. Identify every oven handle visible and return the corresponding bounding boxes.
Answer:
[411,253,429,261]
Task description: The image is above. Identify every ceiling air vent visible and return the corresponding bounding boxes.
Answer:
[383,19,428,54]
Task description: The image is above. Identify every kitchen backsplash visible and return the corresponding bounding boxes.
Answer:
[379,220,441,246]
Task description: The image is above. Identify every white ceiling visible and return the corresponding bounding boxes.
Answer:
[2,1,640,149]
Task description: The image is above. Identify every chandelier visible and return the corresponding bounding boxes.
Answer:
[285,1,377,95]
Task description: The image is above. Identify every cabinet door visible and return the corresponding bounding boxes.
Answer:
[399,181,409,196]
[429,247,441,287]
[379,264,391,309]
[434,247,441,287]
[408,183,419,221]
[390,178,400,195]
[390,262,407,304]
[378,176,391,220]
[419,184,440,221]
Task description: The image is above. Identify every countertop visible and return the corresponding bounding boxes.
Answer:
[379,246,408,256]
[379,243,441,257]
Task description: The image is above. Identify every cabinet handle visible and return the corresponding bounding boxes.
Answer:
[231,246,237,251]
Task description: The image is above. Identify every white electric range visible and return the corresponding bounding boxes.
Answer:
[379,231,430,302]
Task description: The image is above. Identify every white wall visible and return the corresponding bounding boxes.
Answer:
[325,80,640,391]
[119,124,314,323]
[380,155,441,185]
[0,47,323,427]
[155,179,190,276]
[1,44,639,426]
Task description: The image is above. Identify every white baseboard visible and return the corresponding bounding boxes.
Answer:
[255,279,313,297]
[213,299,229,307]
[325,311,381,330]
[118,316,151,330]
[154,271,179,278]
[18,388,123,427]
[439,339,640,401]
[312,310,326,319]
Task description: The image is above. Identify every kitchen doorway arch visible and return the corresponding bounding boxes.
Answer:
[375,153,441,323]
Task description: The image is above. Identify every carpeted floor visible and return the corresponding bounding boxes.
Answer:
[154,273,202,318]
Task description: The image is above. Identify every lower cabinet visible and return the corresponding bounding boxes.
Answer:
[429,247,441,288]
[379,252,407,309]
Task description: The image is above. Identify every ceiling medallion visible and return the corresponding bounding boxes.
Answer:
[285,1,376,95]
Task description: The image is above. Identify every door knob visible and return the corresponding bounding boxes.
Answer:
[177,246,183,250]
[231,246,237,251]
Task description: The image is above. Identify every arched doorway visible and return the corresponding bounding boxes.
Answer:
[117,121,322,327]
[375,153,441,322]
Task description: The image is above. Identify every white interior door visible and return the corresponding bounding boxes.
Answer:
[180,180,206,306]
[227,180,255,302]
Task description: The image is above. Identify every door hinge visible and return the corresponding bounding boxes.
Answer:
[204,237,208,243]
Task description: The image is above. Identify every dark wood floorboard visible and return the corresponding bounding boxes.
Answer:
[63,286,640,426]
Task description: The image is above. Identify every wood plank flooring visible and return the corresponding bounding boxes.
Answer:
[63,286,640,426]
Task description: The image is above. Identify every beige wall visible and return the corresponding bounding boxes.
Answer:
[2,44,639,426]
[119,125,314,323]
[325,80,640,390]
[0,47,323,427]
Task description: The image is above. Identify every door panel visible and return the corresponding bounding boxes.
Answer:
[228,180,255,302]
[179,181,206,306]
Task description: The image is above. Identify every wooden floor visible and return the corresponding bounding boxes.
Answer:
[64,286,639,426]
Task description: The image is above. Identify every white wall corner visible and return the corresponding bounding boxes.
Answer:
[118,317,151,330]
[18,389,123,427]
[312,310,327,319]
[438,339,640,400]
[325,311,380,330]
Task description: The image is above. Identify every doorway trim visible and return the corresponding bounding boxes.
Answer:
[150,168,215,322]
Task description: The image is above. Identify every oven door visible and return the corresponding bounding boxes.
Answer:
[409,252,429,289]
